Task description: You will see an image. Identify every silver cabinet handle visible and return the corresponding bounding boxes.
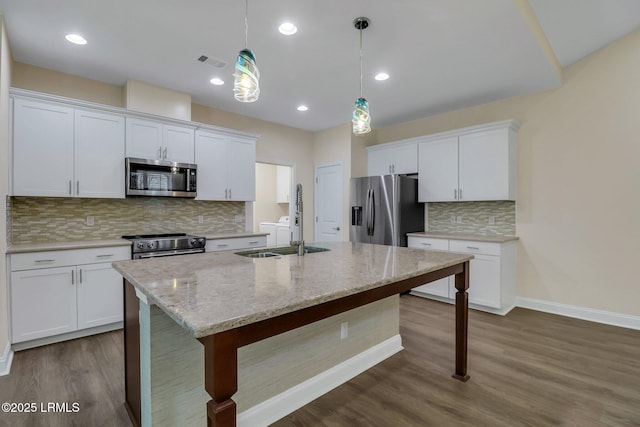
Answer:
[467,246,480,250]
[96,254,114,258]
[76,181,80,195]
[35,259,55,263]
[71,270,75,285]
[332,227,341,231]
[392,164,395,173]
[69,180,72,195]
[157,147,162,159]
[229,188,232,199]
[454,189,458,199]
[217,244,229,248]
[163,146,168,159]
[421,242,432,246]
[79,268,83,284]
[249,241,260,244]
[459,188,463,200]
[225,188,228,199]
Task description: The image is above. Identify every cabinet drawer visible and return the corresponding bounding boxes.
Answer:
[449,240,500,256]
[408,237,449,251]
[10,246,131,271]
[206,236,267,252]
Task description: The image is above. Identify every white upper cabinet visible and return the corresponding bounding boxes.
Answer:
[195,129,256,201]
[74,109,125,198]
[418,136,459,202]
[12,98,125,198]
[367,140,418,175]
[418,120,518,202]
[125,117,194,163]
[276,165,291,203]
[12,98,75,197]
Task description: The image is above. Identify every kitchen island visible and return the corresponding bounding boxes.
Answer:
[113,241,473,427]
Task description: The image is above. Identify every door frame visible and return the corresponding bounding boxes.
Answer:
[314,161,344,242]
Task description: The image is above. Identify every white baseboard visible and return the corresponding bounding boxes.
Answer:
[11,322,123,351]
[0,341,14,377]
[516,297,640,331]
[237,334,404,427]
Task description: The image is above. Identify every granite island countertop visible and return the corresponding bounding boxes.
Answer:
[112,241,473,338]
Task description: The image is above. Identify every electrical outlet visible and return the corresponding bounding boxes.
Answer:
[488,216,495,225]
[86,216,94,226]
[456,216,462,224]
[198,215,204,224]
[450,215,456,224]
[340,322,349,339]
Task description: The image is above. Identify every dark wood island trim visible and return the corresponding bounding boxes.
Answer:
[124,260,470,427]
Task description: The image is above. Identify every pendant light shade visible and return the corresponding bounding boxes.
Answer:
[234,48,260,102]
[352,97,371,134]
[234,0,260,102]
[352,17,371,135]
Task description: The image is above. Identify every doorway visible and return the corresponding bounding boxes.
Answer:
[253,162,293,247]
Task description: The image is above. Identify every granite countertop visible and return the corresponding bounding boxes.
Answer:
[112,241,473,338]
[7,239,132,254]
[202,232,269,240]
[407,231,519,243]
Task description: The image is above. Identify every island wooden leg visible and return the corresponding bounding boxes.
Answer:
[200,331,239,427]
[452,261,470,382]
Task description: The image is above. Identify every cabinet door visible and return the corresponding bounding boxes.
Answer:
[77,263,124,329]
[125,118,163,160]
[163,125,195,163]
[228,137,256,201]
[194,130,229,200]
[276,165,291,203]
[467,254,501,308]
[391,142,418,174]
[459,129,512,201]
[11,267,76,343]
[12,99,74,197]
[408,237,450,298]
[418,137,459,202]
[367,147,392,175]
[75,110,125,198]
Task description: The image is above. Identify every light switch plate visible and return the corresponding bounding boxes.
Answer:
[86,216,94,226]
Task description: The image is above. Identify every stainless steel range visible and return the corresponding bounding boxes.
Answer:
[122,233,206,259]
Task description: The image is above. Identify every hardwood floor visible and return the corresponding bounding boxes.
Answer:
[1,295,638,426]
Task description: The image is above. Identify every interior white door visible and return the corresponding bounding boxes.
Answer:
[314,163,343,242]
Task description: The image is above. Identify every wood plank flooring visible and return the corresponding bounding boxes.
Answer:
[1,295,639,426]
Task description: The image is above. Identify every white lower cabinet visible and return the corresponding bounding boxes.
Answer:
[408,236,516,314]
[9,247,130,344]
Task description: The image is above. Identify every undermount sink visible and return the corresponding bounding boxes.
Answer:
[235,245,330,258]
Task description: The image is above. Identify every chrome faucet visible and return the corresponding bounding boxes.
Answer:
[290,183,305,256]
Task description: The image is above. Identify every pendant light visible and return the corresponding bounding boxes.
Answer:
[352,17,371,135]
[233,0,260,102]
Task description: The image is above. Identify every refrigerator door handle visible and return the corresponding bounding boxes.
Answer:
[366,188,371,235]
[369,188,376,236]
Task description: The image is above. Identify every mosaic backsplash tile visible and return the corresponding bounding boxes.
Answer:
[427,201,515,236]
[8,197,246,244]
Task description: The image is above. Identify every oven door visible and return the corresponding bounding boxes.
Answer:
[133,248,205,259]
[126,158,197,198]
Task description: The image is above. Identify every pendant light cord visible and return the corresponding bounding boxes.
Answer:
[244,0,249,49]
[359,28,363,98]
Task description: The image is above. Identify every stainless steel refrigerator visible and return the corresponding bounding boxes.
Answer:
[350,175,424,247]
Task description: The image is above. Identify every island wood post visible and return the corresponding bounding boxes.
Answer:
[199,330,239,427]
[453,261,470,382]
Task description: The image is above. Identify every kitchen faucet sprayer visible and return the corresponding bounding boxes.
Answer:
[290,183,305,255]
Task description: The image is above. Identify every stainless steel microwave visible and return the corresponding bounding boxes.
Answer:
[125,158,197,198]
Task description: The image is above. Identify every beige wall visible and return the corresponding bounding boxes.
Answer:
[11,62,124,107]
[253,163,289,232]
[0,15,11,355]
[374,28,640,317]
[312,124,351,241]
[125,80,191,121]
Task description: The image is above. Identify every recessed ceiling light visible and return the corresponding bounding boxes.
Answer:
[279,22,298,35]
[374,72,390,81]
[65,34,87,45]
[210,77,225,86]
[297,105,309,112]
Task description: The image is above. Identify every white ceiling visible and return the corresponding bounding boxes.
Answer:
[1,0,639,132]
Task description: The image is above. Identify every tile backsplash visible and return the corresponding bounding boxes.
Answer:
[427,201,515,236]
[8,197,246,244]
